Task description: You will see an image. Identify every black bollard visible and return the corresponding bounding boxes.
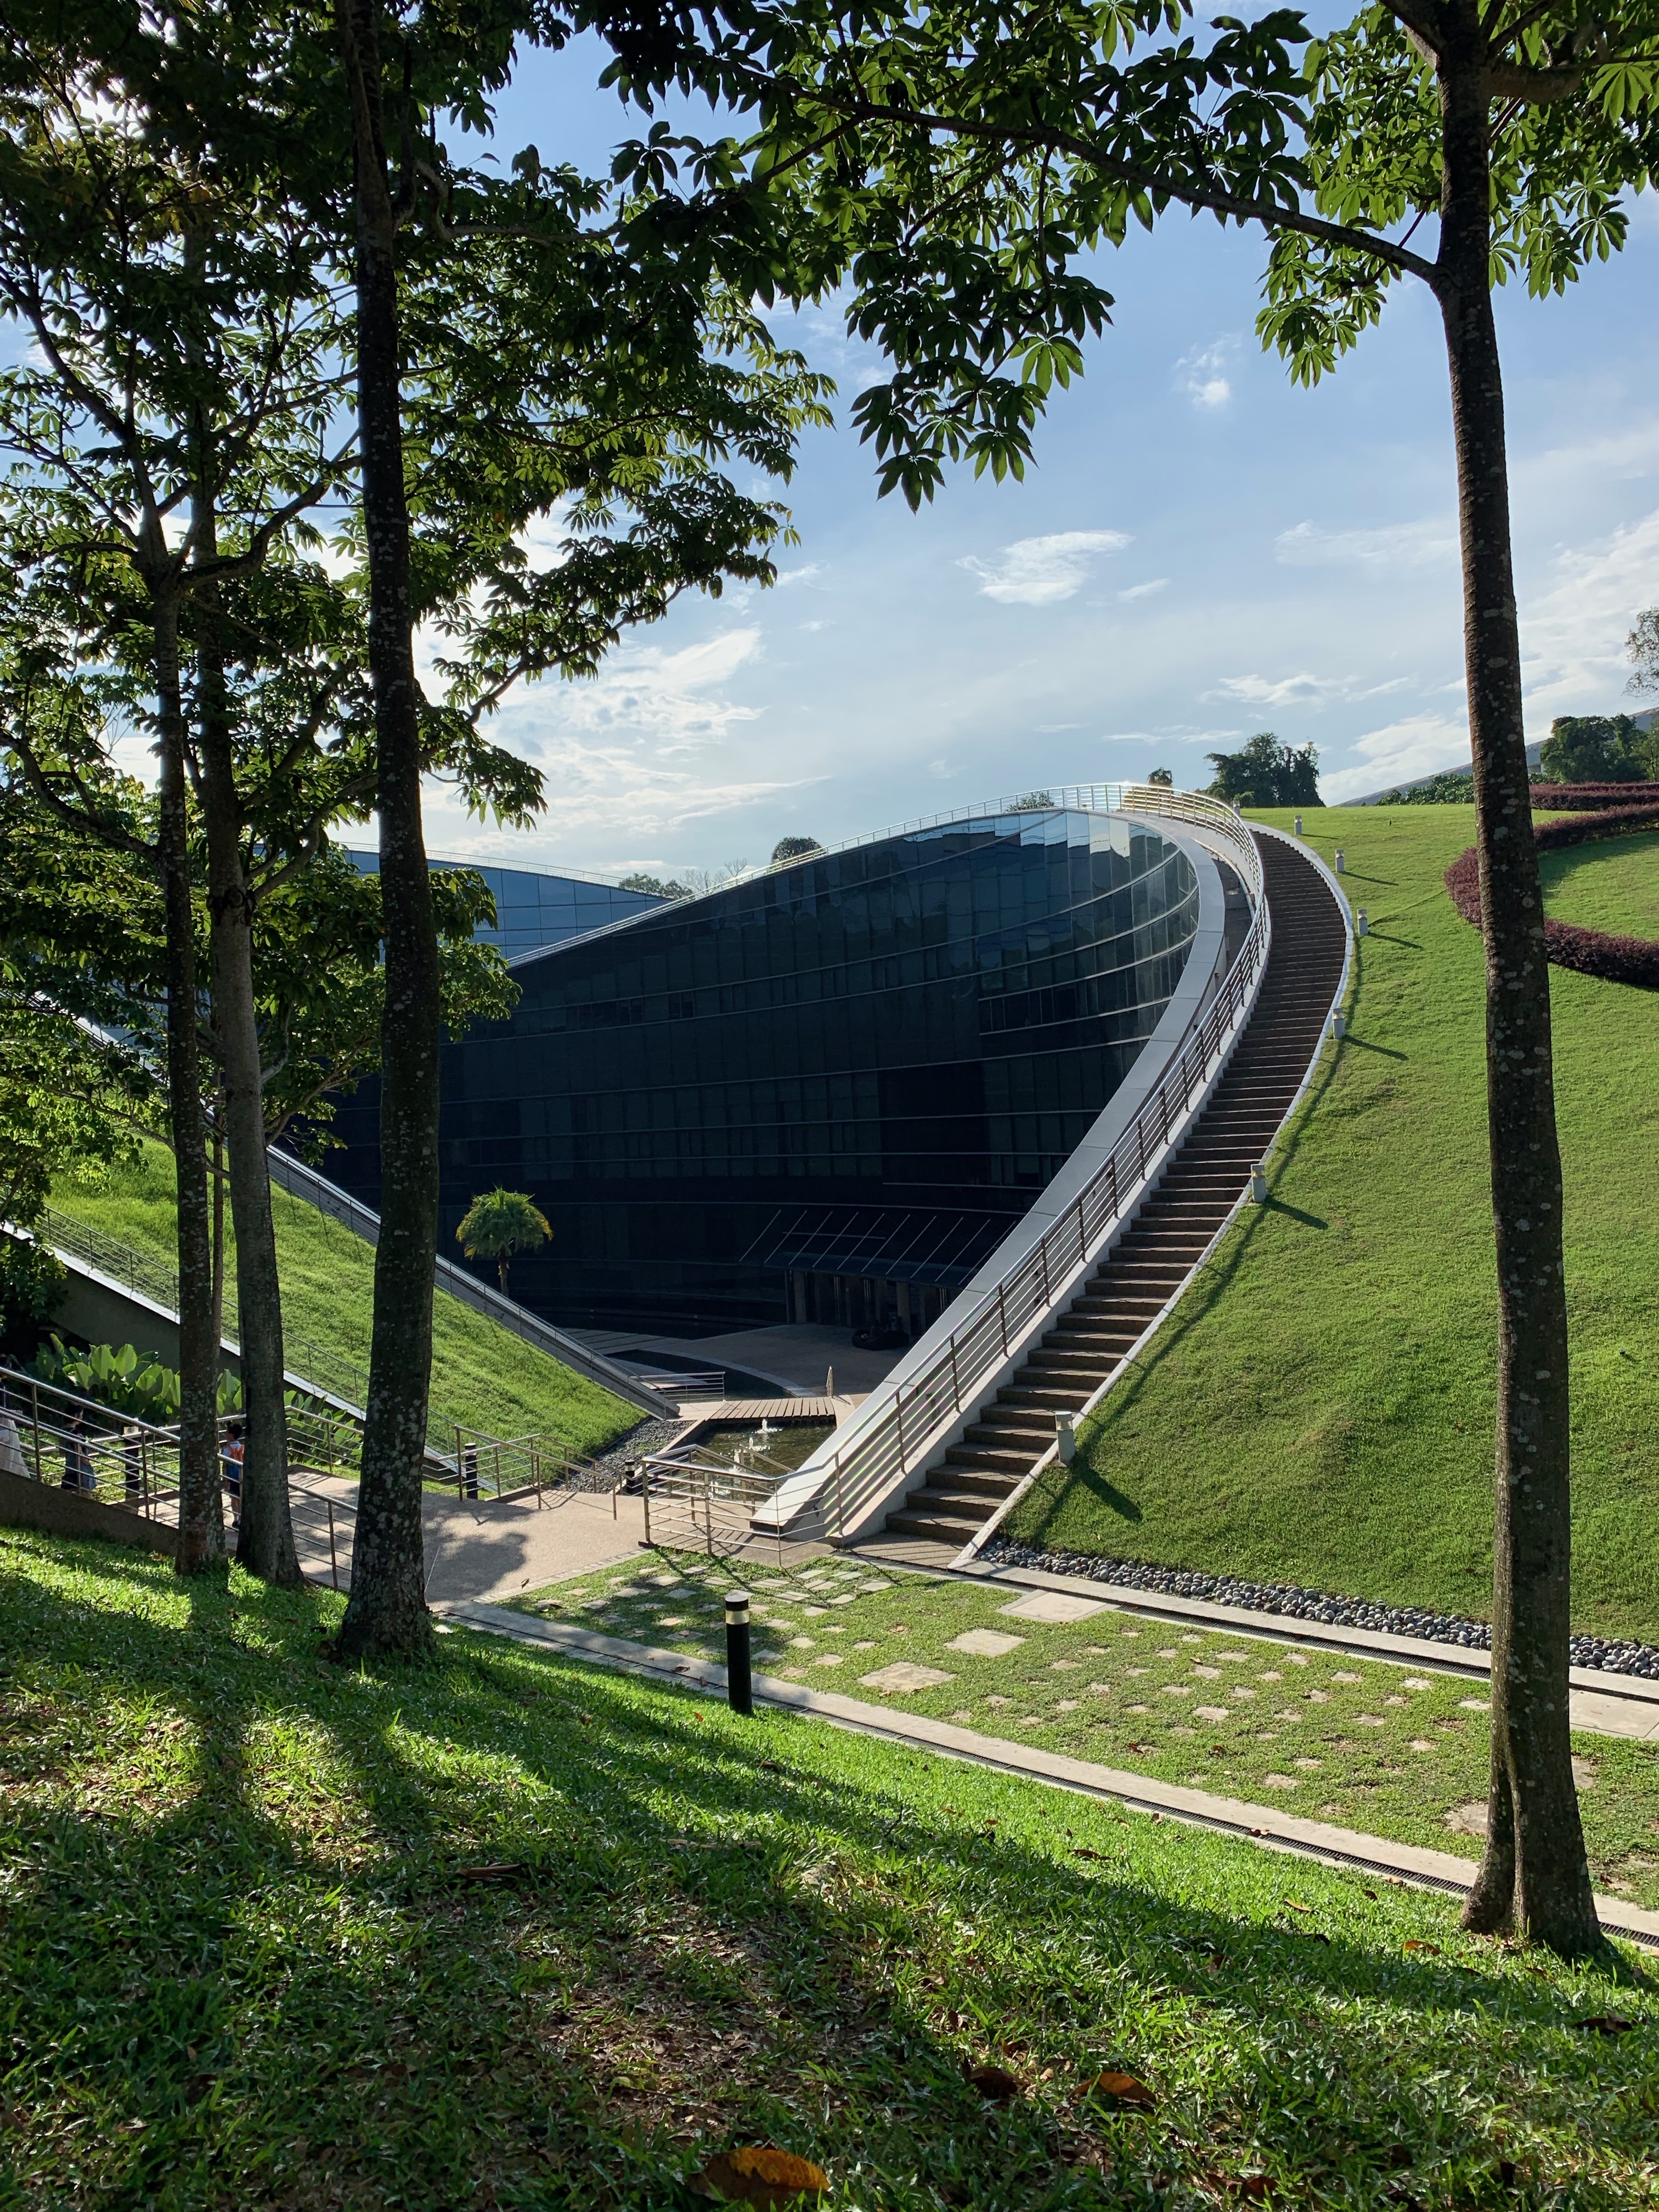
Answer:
[725,1591,753,1716]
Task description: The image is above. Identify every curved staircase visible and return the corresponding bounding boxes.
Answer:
[883,832,1347,1552]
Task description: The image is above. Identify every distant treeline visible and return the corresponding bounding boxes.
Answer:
[1379,714,1658,804]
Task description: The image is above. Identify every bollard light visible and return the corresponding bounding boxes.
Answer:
[1332,1012,1347,1041]
[1250,1164,1268,1204]
[1357,909,1369,937]
[1334,848,1346,873]
[1055,1410,1076,1466]
[725,1592,754,1716]
[1293,813,1303,836]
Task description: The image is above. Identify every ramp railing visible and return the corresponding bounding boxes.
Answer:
[754,786,1269,1546]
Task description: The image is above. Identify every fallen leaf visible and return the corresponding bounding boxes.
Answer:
[1204,2171,1271,2202]
[965,2063,1022,2102]
[758,1759,783,1773]
[1282,1901,1311,1915]
[693,2147,828,2207]
[1402,1939,1440,1955]
[1575,2015,1635,2035]
[1072,1847,1108,1860]
[1083,2069,1156,2111]
[455,1863,525,1882]
[1363,1888,1378,1900]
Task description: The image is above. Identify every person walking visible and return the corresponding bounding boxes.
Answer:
[60,1412,96,1493]
[220,1419,245,1526]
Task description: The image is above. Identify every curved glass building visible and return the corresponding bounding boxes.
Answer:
[329,803,1215,1337]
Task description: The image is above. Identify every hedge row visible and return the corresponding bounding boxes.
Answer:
[1444,802,1659,991]
[1530,782,1659,812]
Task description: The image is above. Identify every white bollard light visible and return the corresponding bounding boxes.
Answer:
[1334,848,1346,873]
[1250,1163,1268,1203]
[1293,813,1304,836]
[1055,1410,1076,1465]
[1357,909,1369,937]
[1331,1012,1347,1041]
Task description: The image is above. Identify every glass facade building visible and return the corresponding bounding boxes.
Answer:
[328,806,1208,1337]
[343,849,665,958]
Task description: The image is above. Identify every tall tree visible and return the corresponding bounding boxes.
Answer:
[287,0,830,1660]
[586,0,1656,1954]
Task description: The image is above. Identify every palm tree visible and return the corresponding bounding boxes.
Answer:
[455,1189,551,1298]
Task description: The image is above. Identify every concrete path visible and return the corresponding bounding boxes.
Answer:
[437,1599,1659,1952]
[291,1479,647,1604]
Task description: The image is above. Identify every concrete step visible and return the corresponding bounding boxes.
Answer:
[886,1506,986,1541]
[912,1477,1025,1513]
[946,1443,1040,1475]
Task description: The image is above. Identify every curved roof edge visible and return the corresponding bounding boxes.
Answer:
[504,780,1180,970]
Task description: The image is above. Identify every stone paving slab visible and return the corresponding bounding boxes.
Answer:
[946,1628,1025,1657]
[438,1599,1659,1953]
[997,1589,1112,1624]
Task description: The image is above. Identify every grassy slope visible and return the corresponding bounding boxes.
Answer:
[521,1548,1659,1914]
[1542,827,1659,936]
[3,1527,1656,2211]
[51,1143,637,1458]
[1009,806,1659,1646]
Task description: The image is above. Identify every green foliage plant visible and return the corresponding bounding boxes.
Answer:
[1539,714,1659,784]
[1206,733,1322,808]
[455,1188,552,1297]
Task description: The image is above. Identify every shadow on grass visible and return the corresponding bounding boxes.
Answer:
[1,1527,1650,2211]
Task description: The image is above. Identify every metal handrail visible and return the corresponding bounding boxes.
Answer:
[452,1422,619,1506]
[770,787,1268,1543]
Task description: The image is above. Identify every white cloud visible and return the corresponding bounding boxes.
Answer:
[1119,578,1170,602]
[1206,670,1345,709]
[777,563,823,587]
[1175,338,1236,410]
[1321,714,1473,803]
[1276,517,1457,569]
[960,529,1130,606]
[528,628,767,757]
[1519,505,1659,720]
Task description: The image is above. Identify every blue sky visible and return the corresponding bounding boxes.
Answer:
[415,32,1659,879]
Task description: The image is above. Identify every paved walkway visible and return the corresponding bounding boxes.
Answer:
[437,1599,1659,1951]
[291,1479,647,1604]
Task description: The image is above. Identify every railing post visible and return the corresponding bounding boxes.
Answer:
[894,1390,906,1469]
[833,1453,847,1543]
[328,1500,339,1591]
[1039,1237,1051,1307]
[29,1380,41,1482]
[948,1334,961,1410]
[997,1284,1009,1357]
[643,1464,652,1547]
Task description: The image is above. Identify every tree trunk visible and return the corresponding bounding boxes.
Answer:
[193,535,302,1588]
[332,0,438,1660]
[1435,21,1601,1959]
[211,1107,225,1363]
[155,595,223,1573]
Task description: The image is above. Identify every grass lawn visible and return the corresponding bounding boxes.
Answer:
[516,1549,1659,1916]
[1007,806,1659,1647]
[4,1527,1658,2210]
[1541,827,1659,938]
[50,1143,639,1459]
